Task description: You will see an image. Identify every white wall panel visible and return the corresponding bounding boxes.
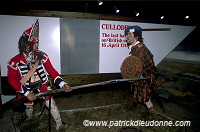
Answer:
[0,15,60,76]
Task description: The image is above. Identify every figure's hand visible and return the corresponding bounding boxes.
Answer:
[62,84,72,92]
[26,92,36,101]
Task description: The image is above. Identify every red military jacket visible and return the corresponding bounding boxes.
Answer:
[7,50,65,97]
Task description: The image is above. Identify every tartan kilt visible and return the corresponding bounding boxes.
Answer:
[132,79,157,104]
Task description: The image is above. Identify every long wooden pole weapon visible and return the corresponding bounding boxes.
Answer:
[36,78,146,97]
[11,78,146,107]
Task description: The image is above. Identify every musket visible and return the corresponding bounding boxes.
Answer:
[11,78,146,107]
[36,78,146,97]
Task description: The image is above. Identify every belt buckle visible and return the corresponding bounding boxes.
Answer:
[31,77,40,83]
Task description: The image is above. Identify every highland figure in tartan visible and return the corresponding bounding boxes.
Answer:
[124,26,158,120]
[7,19,70,130]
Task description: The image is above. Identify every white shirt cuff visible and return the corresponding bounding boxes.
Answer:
[59,81,66,88]
[24,91,30,96]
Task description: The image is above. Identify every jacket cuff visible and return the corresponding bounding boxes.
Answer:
[54,76,67,88]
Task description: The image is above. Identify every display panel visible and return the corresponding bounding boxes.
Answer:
[99,20,196,73]
[60,18,100,74]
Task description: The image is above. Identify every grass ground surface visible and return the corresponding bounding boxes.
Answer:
[15,103,184,132]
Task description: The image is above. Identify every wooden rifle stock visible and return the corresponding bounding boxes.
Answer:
[11,96,30,107]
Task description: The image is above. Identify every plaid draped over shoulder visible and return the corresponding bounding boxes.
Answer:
[130,43,158,103]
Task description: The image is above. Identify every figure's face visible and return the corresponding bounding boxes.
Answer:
[125,32,138,44]
[33,42,39,50]
[25,42,39,54]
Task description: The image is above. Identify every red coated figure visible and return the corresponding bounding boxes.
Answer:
[7,19,70,130]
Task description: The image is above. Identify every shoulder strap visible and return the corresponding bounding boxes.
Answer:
[20,60,40,84]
